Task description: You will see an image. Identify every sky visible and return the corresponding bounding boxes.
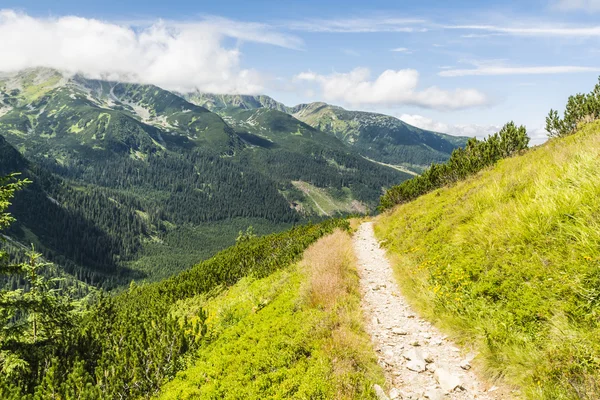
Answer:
[2,0,600,143]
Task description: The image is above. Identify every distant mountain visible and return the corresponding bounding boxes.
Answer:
[185,92,288,113]
[289,103,469,171]
[0,68,410,285]
[183,93,470,172]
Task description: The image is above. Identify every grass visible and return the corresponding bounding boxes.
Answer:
[158,230,384,399]
[291,181,366,216]
[374,121,600,399]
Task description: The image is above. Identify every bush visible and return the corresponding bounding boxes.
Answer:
[546,77,600,138]
[380,122,529,210]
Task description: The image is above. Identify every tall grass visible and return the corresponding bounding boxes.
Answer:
[375,122,600,399]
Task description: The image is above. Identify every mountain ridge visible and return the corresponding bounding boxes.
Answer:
[183,92,470,171]
[0,68,412,286]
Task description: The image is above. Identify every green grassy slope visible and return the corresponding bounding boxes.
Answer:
[158,229,384,400]
[290,102,469,170]
[222,107,411,213]
[183,92,288,113]
[375,121,600,399]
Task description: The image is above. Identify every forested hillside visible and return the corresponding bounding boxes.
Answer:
[0,171,349,399]
[0,68,412,285]
[185,93,468,171]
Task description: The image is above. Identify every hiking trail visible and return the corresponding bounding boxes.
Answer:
[354,222,503,400]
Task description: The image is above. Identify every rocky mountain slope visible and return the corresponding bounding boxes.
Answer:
[185,93,469,172]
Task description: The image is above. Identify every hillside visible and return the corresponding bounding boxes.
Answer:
[158,228,383,399]
[375,121,600,398]
[0,68,411,285]
[290,102,469,172]
[219,107,407,215]
[0,215,377,398]
[184,92,469,171]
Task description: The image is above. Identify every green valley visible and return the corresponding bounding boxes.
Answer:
[0,68,413,287]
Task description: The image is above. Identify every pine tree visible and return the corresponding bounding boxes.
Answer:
[0,173,73,391]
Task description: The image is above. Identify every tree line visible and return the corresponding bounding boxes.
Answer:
[0,173,348,398]
[380,122,530,210]
[546,77,600,138]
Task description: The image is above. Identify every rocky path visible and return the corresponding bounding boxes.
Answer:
[354,222,502,400]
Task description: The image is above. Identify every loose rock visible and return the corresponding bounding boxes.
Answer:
[389,387,401,399]
[374,384,390,400]
[353,222,499,400]
[434,368,463,393]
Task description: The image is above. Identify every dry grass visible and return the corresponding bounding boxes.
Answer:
[301,229,355,309]
[300,229,385,399]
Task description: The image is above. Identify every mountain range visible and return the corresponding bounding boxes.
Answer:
[0,67,469,287]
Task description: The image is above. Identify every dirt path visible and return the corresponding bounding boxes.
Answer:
[354,222,502,400]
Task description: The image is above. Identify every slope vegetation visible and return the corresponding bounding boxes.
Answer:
[0,219,349,399]
[159,229,383,399]
[290,102,468,170]
[375,121,600,398]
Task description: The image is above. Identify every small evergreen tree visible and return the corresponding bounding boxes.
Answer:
[546,77,600,138]
[0,174,73,391]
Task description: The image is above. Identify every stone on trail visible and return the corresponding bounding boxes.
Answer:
[423,352,434,364]
[384,349,395,359]
[406,359,426,373]
[374,384,390,400]
[389,387,401,399]
[460,359,472,370]
[434,368,463,393]
[392,327,408,335]
[424,388,444,400]
[404,349,426,373]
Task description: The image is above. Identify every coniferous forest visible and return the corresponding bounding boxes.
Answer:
[0,169,348,398]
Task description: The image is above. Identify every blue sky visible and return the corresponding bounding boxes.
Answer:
[2,0,600,142]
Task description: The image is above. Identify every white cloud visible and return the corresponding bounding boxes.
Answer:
[446,24,600,37]
[553,0,600,12]
[399,114,549,144]
[439,64,600,77]
[294,68,488,110]
[390,47,412,53]
[399,114,500,139]
[285,17,427,33]
[0,10,302,93]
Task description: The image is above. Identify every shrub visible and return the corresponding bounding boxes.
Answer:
[380,122,529,210]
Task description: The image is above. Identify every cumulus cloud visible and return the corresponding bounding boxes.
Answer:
[0,10,302,93]
[553,0,600,12]
[399,114,549,144]
[294,68,488,110]
[399,114,500,138]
